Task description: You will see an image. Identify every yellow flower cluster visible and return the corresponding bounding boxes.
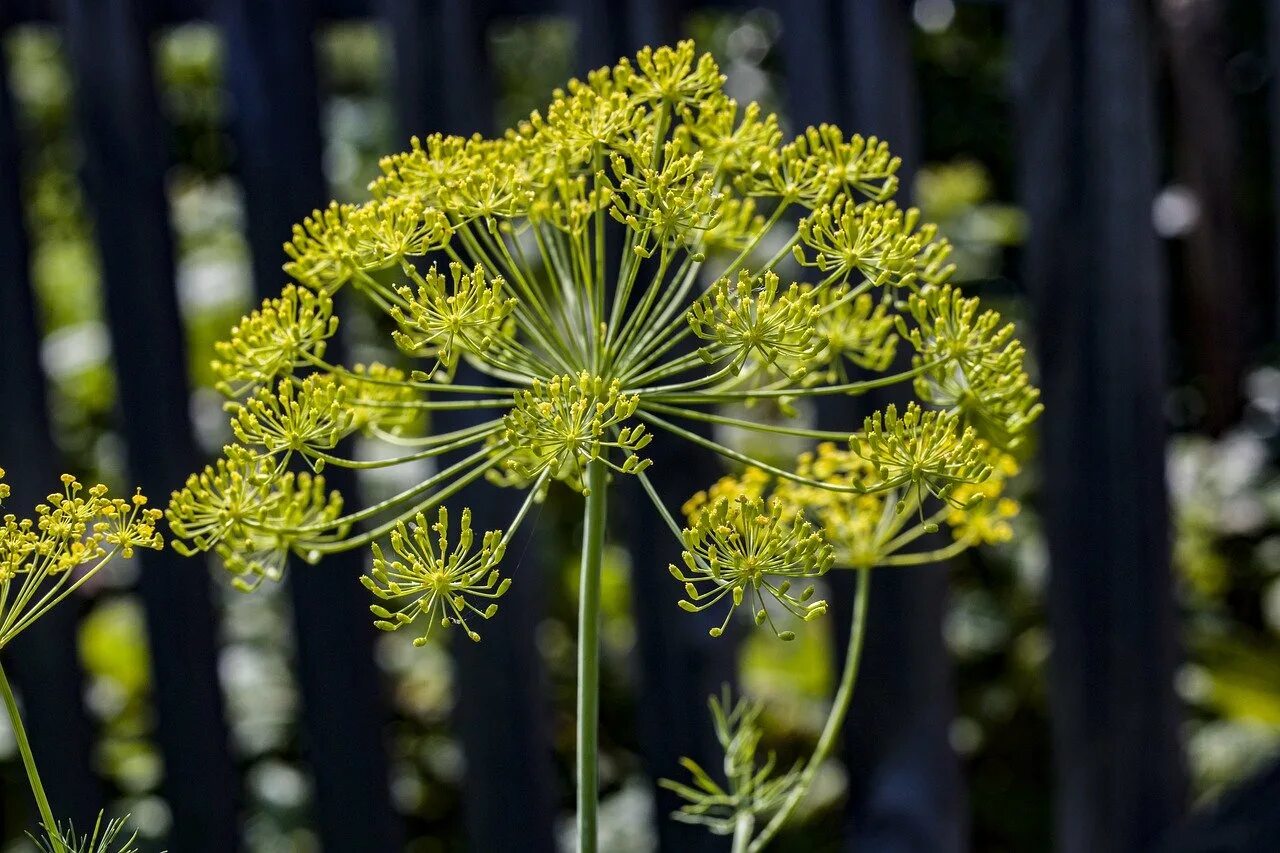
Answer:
[0,468,161,648]
[681,432,1021,577]
[502,373,652,492]
[363,507,510,644]
[169,39,1038,654]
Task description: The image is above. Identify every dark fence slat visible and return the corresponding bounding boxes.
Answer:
[59,1,241,849]
[776,2,967,849]
[1160,0,1247,432]
[380,0,494,137]
[217,2,402,850]
[1012,1,1185,851]
[1270,0,1280,338]
[771,0,842,129]
[561,0,625,74]
[840,2,966,850]
[382,5,560,849]
[0,42,103,833]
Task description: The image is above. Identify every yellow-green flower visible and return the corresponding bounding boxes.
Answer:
[0,469,161,648]
[362,507,510,643]
[670,495,833,640]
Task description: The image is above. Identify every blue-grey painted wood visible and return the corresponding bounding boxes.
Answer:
[561,0,624,73]
[0,40,104,836]
[837,4,967,851]
[217,1,402,849]
[1011,1,1185,850]
[774,1,967,849]
[381,0,494,137]
[59,1,241,849]
[1270,0,1280,341]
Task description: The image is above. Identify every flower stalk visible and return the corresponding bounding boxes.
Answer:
[576,459,609,851]
[745,567,870,852]
[0,662,62,853]
[0,468,161,850]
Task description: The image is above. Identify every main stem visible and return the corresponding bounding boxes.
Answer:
[731,812,755,853]
[746,567,872,852]
[577,459,608,852]
[0,662,64,853]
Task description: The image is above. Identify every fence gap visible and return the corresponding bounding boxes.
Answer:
[1011,1,1185,850]
[216,1,403,850]
[0,37,103,834]
[58,1,241,849]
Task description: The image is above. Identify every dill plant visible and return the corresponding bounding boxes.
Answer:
[0,468,163,852]
[165,42,1039,849]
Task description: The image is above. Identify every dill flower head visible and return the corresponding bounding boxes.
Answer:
[899,284,1043,448]
[0,470,161,648]
[212,285,337,396]
[670,495,833,640]
[684,433,1022,574]
[856,402,991,507]
[168,39,1038,648]
[362,507,510,643]
[502,373,652,492]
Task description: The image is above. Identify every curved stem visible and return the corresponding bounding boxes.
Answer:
[0,662,63,852]
[577,459,608,853]
[749,567,871,852]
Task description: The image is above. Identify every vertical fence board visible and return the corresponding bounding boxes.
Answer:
[1160,0,1247,432]
[836,3,967,851]
[381,3,560,849]
[1271,0,1280,338]
[0,40,102,833]
[561,0,623,73]
[1011,1,1185,851]
[771,0,841,130]
[59,2,241,849]
[775,1,966,849]
[216,2,402,849]
[380,0,493,137]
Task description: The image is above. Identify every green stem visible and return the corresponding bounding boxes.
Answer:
[0,662,63,852]
[577,459,609,853]
[748,567,872,852]
[731,811,755,853]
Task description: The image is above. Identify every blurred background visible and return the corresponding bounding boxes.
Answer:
[1,0,1279,851]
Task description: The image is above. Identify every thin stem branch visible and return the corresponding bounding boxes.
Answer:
[748,567,871,852]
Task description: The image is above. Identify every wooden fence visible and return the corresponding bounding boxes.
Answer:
[1,0,1277,851]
